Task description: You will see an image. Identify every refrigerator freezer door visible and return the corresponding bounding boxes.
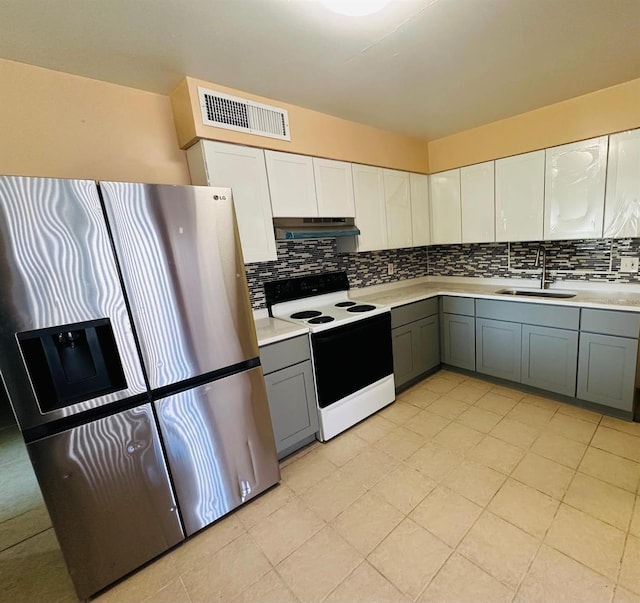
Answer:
[100,182,259,390]
[0,176,147,430]
[155,366,280,536]
[27,403,184,600]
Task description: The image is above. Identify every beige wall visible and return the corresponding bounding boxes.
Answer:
[428,78,640,173]
[0,58,190,184]
[171,77,429,174]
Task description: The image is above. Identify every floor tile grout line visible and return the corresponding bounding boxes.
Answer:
[0,523,54,555]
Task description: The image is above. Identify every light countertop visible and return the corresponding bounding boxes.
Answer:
[254,315,309,347]
[349,277,640,313]
[253,277,640,346]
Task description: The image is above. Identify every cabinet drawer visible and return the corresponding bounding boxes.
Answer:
[476,299,579,330]
[580,309,640,338]
[391,297,439,328]
[441,296,475,316]
[260,334,311,375]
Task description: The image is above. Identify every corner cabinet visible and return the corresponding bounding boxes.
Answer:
[430,169,462,244]
[461,161,495,244]
[260,335,319,459]
[391,298,440,391]
[544,136,608,240]
[384,169,413,249]
[440,296,475,371]
[410,173,431,247]
[603,129,640,238]
[185,140,277,263]
[495,150,545,242]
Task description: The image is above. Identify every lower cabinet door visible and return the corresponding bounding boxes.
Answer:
[476,318,522,382]
[416,315,440,374]
[392,315,440,390]
[521,324,578,396]
[577,333,638,411]
[264,360,319,458]
[392,323,418,388]
[441,313,476,371]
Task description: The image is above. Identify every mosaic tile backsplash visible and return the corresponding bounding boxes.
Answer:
[245,238,640,310]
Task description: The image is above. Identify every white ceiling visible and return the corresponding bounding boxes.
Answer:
[0,0,639,140]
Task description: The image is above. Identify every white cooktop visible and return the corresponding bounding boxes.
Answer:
[270,291,390,333]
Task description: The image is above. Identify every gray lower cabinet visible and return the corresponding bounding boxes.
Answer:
[577,333,638,412]
[260,335,319,459]
[521,324,578,396]
[476,318,522,382]
[577,309,640,412]
[440,296,475,371]
[391,298,440,390]
[392,314,440,389]
[441,313,475,371]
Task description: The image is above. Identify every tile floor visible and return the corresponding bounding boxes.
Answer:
[3,369,640,602]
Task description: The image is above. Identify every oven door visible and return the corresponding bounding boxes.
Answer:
[311,313,393,408]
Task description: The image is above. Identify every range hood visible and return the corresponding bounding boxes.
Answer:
[274,218,360,240]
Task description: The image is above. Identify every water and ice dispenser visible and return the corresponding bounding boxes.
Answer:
[17,318,127,412]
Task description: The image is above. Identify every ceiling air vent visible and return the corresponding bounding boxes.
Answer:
[198,87,290,141]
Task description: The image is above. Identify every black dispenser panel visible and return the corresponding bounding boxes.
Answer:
[17,318,128,412]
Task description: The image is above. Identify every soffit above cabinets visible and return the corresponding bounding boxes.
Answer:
[0,0,639,140]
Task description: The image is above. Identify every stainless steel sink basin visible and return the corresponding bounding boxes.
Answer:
[495,288,577,299]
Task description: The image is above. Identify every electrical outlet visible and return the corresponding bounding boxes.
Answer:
[620,257,639,272]
[387,263,394,276]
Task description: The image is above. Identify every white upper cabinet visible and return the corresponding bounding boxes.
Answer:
[312,157,355,218]
[264,150,317,217]
[495,150,545,242]
[186,140,277,264]
[410,173,430,247]
[430,169,462,244]
[383,169,412,249]
[461,161,495,243]
[338,164,387,252]
[604,129,640,238]
[544,136,608,240]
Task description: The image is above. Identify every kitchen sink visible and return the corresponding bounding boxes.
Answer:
[495,288,577,299]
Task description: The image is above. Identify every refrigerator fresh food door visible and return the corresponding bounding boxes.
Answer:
[155,366,280,535]
[27,404,184,600]
[100,182,259,389]
[0,176,146,430]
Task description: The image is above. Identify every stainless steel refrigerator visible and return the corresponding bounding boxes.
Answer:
[0,176,279,599]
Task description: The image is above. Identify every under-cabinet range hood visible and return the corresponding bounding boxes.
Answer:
[274,217,360,240]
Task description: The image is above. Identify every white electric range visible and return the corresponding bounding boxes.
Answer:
[265,272,395,441]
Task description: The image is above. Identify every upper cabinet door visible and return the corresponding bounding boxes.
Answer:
[461,161,495,244]
[410,173,430,247]
[350,164,388,251]
[383,169,412,249]
[430,169,462,244]
[495,150,544,242]
[312,158,355,218]
[186,140,277,264]
[604,129,640,238]
[264,150,317,217]
[544,136,608,240]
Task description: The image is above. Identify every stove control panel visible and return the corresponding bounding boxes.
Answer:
[265,271,349,308]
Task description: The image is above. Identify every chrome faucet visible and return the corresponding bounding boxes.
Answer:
[534,245,552,289]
